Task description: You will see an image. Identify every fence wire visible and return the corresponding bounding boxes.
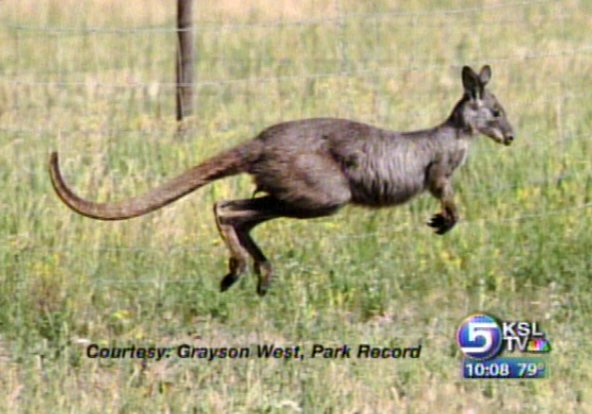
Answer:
[3,44,592,89]
[0,0,558,34]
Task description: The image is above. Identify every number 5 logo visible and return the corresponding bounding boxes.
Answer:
[457,314,503,360]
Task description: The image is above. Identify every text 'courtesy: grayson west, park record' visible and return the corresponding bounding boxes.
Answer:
[85,343,423,361]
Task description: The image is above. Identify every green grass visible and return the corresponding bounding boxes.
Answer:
[1,0,591,412]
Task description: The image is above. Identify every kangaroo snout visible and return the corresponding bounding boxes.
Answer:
[504,134,515,146]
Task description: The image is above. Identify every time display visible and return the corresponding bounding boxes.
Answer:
[463,357,547,379]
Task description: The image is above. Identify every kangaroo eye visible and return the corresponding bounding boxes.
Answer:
[492,109,501,117]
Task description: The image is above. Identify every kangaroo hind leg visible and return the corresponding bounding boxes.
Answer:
[213,196,284,295]
[213,201,250,292]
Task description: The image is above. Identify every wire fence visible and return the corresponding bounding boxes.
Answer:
[1,1,585,144]
[0,0,578,94]
[0,0,558,34]
[1,0,590,268]
[4,44,592,89]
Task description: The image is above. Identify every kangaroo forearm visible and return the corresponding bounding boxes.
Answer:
[427,178,458,235]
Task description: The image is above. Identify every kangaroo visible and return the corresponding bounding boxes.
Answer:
[49,65,514,296]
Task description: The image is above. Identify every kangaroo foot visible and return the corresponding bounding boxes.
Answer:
[220,257,247,292]
[255,261,273,296]
[220,273,239,292]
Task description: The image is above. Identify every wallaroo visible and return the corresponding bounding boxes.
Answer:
[49,65,514,296]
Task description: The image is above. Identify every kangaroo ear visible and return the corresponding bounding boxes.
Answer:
[479,65,492,86]
[462,66,481,99]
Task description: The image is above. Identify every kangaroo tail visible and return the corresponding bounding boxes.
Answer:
[49,141,260,220]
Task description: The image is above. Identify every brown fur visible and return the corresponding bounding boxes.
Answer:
[49,65,514,295]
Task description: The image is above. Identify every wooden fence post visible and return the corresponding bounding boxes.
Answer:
[176,0,194,121]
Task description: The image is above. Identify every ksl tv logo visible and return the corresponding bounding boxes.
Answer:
[456,313,552,360]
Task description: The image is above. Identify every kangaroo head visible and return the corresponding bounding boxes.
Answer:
[458,65,515,146]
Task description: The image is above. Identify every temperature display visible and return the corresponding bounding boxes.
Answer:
[463,357,547,379]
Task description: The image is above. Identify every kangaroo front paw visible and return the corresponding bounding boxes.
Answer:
[428,213,456,235]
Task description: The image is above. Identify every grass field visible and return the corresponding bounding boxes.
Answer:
[1,0,591,412]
